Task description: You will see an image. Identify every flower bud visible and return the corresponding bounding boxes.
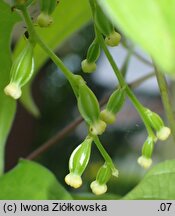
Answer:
[36,12,53,27]
[81,59,96,73]
[90,181,107,195]
[156,127,171,141]
[106,88,126,114]
[100,87,125,124]
[4,41,34,99]
[137,136,154,169]
[81,39,100,73]
[137,156,152,169]
[89,119,106,135]
[77,83,100,124]
[65,173,82,189]
[37,0,58,27]
[90,163,112,195]
[144,108,171,140]
[65,136,92,188]
[105,31,121,47]
[100,110,116,124]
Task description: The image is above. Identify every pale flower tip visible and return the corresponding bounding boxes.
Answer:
[65,173,82,189]
[137,156,152,169]
[100,110,116,124]
[105,31,121,47]
[90,181,107,195]
[112,168,119,178]
[4,83,21,99]
[89,120,106,135]
[157,127,171,140]
[81,59,96,73]
[37,12,53,27]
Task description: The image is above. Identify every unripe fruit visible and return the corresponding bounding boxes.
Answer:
[4,41,34,99]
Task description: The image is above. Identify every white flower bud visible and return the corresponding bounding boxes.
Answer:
[90,180,107,195]
[137,156,152,169]
[65,173,82,189]
[4,83,22,99]
[156,127,171,140]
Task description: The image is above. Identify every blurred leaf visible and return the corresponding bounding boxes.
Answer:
[0,160,72,200]
[123,160,175,199]
[14,0,92,116]
[0,1,20,175]
[98,0,175,74]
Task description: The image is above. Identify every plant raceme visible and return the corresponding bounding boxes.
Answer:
[4,0,171,195]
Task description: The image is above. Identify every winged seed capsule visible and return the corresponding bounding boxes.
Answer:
[4,41,34,99]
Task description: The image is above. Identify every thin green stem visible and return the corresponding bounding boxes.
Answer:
[26,72,155,161]
[93,135,118,177]
[154,66,175,143]
[96,31,155,137]
[21,7,75,84]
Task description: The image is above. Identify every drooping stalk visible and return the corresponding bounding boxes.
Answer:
[96,30,155,138]
[154,66,175,143]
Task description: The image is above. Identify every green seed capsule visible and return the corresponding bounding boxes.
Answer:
[65,136,92,188]
[142,136,154,158]
[94,4,114,37]
[144,108,171,140]
[106,87,126,114]
[87,39,100,63]
[144,109,164,131]
[81,39,100,73]
[77,83,100,125]
[96,163,112,185]
[100,88,125,124]
[69,136,92,175]
[90,163,112,195]
[4,41,34,99]
[77,83,106,135]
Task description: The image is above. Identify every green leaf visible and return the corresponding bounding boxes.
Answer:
[14,0,91,116]
[0,1,20,175]
[0,160,72,200]
[123,160,175,199]
[98,0,175,74]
